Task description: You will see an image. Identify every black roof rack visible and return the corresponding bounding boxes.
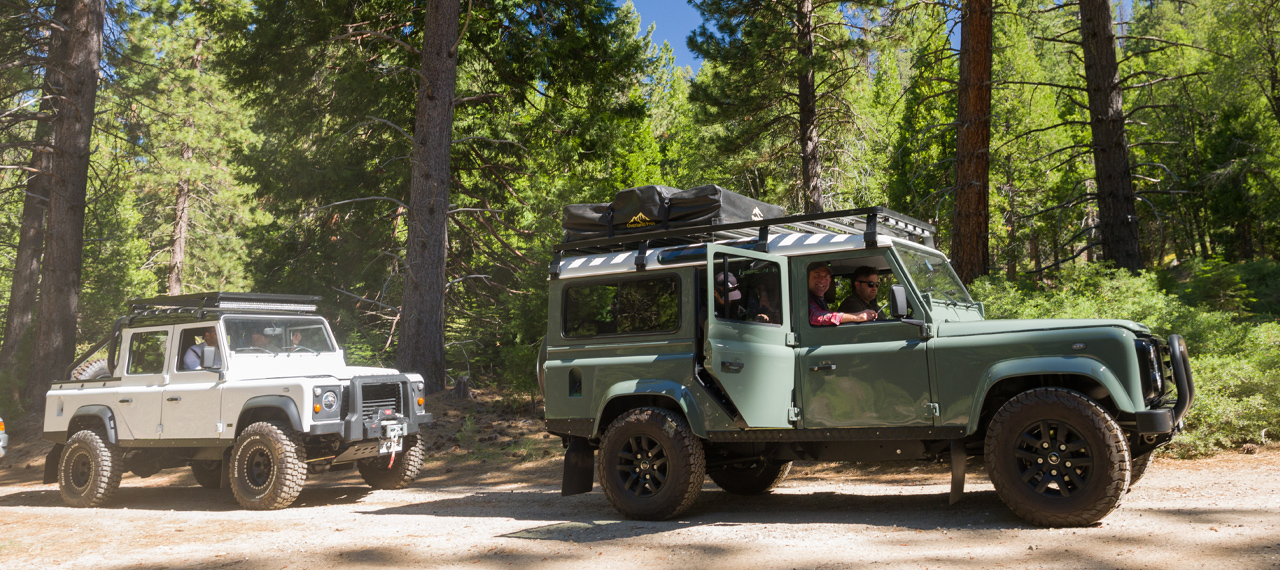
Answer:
[553,206,934,256]
[127,292,321,315]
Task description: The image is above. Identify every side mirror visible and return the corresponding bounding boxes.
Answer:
[889,284,910,319]
[202,346,219,369]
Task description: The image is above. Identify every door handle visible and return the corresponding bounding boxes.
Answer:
[809,364,837,371]
[167,396,181,402]
[119,398,133,404]
[720,361,744,373]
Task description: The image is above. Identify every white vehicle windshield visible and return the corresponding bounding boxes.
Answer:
[224,316,336,354]
[897,246,975,305]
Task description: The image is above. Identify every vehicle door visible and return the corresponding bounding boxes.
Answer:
[794,249,934,428]
[705,244,794,428]
[162,324,225,440]
[114,326,171,440]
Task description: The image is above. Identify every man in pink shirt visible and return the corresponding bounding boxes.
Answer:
[807,263,879,326]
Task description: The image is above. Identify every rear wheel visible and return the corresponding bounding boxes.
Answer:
[985,388,1130,527]
[709,460,791,495]
[59,430,123,508]
[230,422,307,510]
[190,460,224,489]
[597,407,705,521]
[357,435,426,490]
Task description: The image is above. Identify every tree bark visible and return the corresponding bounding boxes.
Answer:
[28,0,105,402]
[952,0,993,285]
[397,0,459,394]
[1079,0,1142,271]
[168,143,193,295]
[796,0,822,213]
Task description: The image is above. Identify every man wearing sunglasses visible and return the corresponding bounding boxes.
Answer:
[837,265,882,322]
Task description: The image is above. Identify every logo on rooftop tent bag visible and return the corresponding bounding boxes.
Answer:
[751,207,764,221]
[627,213,655,228]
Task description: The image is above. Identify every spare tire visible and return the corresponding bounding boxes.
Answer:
[72,359,112,381]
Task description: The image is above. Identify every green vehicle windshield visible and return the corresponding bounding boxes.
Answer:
[897,245,975,305]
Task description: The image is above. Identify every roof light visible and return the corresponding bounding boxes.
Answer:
[218,301,317,312]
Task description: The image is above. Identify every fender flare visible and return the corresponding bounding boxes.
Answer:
[596,379,708,439]
[238,395,303,433]
[69,405,119,445]
[966,356,1136,434]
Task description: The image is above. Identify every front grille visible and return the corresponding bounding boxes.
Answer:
[361,382,404,421]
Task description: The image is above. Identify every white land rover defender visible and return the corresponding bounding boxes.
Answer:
[42,292,432,510]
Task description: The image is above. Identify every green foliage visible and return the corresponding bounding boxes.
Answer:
[1172,324,1280,456]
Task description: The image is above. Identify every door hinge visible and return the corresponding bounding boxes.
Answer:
[785,332,800,347]
[788,407,801,422]
[157,424,164,434]
[923,403,940,417]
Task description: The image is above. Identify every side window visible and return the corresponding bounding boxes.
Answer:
[713,253,782,324]
[563,276,680,338]
[127,331,168,375]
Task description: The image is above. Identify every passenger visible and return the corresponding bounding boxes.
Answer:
[807,262,875,326]
[714,271,748,320]
[182,327,222,370]
[251,330,281,352]
[837,265,882,321]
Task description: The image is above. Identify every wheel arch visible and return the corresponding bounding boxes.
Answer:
[595,379,706,439]
[236,396,303,436]
[967,357,1136,436]
[66,405,119,445]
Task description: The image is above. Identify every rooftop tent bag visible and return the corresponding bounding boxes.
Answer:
[561,184,786,242]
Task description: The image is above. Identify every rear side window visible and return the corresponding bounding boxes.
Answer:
[563,276,680,338]
[127,331,168,375]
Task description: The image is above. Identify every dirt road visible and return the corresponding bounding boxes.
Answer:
[1,447,1278,570]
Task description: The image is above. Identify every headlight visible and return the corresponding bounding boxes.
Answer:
[414,381,424,392]
[322,391,338,411]
[1148,343,1164,393]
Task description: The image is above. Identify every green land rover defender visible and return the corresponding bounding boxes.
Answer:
[539,186,1195,527]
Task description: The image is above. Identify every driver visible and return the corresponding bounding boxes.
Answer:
[837,265,882,321]
[182,327,222,370]
[807,262,876,326]
[251,330,282,352]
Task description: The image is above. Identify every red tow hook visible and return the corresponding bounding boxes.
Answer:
[388,451,396,467]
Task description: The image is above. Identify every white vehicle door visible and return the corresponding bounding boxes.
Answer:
[162,324,225,440]
[114,326,171,440]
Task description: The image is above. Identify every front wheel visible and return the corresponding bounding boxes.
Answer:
[709,460,792,495]
[229,422,307,510]
[357,435,426,490]
[59,430,123,507]
[597,407,705,521]
[1128,452,1155,488]
[985,388,1130,527]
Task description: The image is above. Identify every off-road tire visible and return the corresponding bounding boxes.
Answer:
[985,388,1130,527]
[709,460,792,495]
[357,435,426,490]
[229,422,307,510]
[190,460,223,489]
[59,430,123,508]
[72,359,111,380]
[598,407,705,520]
[1129,452,1155,488]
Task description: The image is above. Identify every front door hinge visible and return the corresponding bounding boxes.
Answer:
[788,406,801,422]
[923,403,940,417]
[785,332,800,347]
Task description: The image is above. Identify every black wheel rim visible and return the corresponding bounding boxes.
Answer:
[243,445,274,490]
[1013,419,1094,499]
[69,449,92,491]
[614,434,669,498]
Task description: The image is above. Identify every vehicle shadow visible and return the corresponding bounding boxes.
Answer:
[363,486,1022,542]
[0,483,374,511]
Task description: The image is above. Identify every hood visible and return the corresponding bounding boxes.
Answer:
[937,318,1149,338]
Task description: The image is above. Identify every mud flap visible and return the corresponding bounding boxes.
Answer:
[219,447,232,489]
[949,439,965,505]
[43,444,64,484]
[562,436,594,496]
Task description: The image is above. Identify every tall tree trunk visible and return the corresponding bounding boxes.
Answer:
[952,0,993,285]
[796,0,822,213]
[1079,0,1142,271]
[0,0,69,406]
[168,143,193,295]
[28,0,105,402]
[397,0,459,393]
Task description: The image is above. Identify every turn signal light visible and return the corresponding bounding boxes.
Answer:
[313,404,322,413]
[0,420,5,431]
[417,397,425,406]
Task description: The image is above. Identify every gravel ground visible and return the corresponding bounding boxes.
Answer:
[1,445,1278,570]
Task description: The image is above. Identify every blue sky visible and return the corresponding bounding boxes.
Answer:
[624,0,704,73]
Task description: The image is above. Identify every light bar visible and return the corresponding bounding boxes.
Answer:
[218,301,317,312]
